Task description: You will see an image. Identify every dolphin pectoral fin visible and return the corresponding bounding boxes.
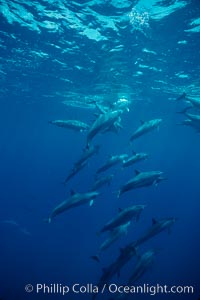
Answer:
[153,180,158,186]
[44,217,52,224]
[89,200,94,206]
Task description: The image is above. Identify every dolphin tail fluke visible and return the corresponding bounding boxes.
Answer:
[91,255,100,263]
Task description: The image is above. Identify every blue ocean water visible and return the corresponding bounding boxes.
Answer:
[0,0,200,299]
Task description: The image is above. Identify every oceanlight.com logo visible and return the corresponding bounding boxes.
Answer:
[24,283,195,296]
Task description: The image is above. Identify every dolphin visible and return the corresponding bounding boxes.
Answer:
[177,107,200,122]
[49,119,89,132]
[185,97,200,109]
[64,145,100,185]
[64,159,88,185]
[98,205,145,234]
[178,119,200,132]
[128,249,156,284]
[96,154,128,174]
[92,244,137,299]
[92,217,176,299]
[92,222,131,262]
[91,174,114,191]
[115,249,157,300]
[122,152,149,168]
[91,98,130,114]
[111,98,130,112]
[47,190,99,223]
[86,109,123,147]
[180,112,200,132]
[131,217,177,247]
[184,112,200,122]
[74,145,100,168]
[130,119,162,142]
[117,170,165,198]
[176,93,200,109]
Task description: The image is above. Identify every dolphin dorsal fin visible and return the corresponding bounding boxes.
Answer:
[140,120,145,124]
[135,169,141,175]
[152,218,157,225]
[132,150,136,155]
[70,189,76,196]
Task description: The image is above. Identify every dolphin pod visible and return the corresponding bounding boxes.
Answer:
[47,96,184,295]
[93,217,177,298]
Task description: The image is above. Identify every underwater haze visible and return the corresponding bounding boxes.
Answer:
[0,0,200,299]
